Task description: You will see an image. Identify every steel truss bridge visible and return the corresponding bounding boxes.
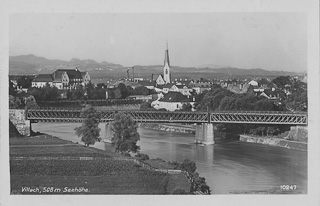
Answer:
[26,109,307,125]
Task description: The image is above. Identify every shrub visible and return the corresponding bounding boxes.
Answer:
[135,153,150,161]
[172,188,190,194]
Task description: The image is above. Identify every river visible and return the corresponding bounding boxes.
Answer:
[32,122,307,194]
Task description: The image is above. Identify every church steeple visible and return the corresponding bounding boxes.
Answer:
[163,41,171,84]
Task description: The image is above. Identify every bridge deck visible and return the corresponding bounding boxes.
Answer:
[26,109,308,125]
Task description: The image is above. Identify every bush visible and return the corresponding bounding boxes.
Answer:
[172,188,190,194]
[180,158,197,173]
[135,153,150,161]
[122,152,131,157]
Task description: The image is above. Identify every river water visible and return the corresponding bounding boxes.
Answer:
[32,123,307,194]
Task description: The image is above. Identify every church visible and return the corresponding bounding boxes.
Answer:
[156,43,171,86]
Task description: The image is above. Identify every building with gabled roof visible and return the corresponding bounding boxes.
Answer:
[32,74,53,88]
[152,91,195,111]
[138,80,156,90]
[31,68,90,89]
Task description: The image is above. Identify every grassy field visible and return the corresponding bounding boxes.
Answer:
[10,136,190,194]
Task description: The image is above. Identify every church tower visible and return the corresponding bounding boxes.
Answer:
[163,42,171,84]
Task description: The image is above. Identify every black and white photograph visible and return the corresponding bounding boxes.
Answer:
[1,0,319,206]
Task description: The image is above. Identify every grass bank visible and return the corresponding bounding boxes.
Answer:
[10,135,190,194]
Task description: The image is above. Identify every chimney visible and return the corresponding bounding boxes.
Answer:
[151,73,154,81]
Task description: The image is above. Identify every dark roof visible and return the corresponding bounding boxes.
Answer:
[263,89,277,96]
[33,74,53,82]
[159,91,192,102]
[163,83,175,88]
[52,69,82,82]
[9,75,36,81]
[138,80,156,87]
[176,84,187,89]
[81,72,87,77]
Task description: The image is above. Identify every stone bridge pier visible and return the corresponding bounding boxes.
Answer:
[104,123,113,143]
[194,123,215,145]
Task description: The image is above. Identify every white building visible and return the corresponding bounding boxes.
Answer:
[152,91,194,111]
[248,80,258,87]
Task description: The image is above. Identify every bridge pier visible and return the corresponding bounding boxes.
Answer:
[104,123,113,143]
[9,109,31,136]
[194,123,215,145]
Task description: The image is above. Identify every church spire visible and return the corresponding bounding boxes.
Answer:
[164,41,170,67]
[163,41,171,84]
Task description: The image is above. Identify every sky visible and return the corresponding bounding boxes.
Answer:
[10,13,307,72]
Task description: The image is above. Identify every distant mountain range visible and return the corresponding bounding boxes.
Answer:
[9,54,305,80]
[9,54,123,75]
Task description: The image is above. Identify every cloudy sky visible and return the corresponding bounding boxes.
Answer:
[10,13,307,72]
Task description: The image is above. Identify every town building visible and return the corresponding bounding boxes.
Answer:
[31,68,90,89]
[152,91,195,111]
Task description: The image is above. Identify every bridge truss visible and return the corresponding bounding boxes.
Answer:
[26,109,307,125]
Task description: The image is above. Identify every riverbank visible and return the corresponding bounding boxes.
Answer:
[139,123,195,134]
[9,135,191,194]
[239,135,307,151]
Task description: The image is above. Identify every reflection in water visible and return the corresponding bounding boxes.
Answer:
[32,123,307,194]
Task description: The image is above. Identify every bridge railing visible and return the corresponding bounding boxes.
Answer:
[29,108,307,115]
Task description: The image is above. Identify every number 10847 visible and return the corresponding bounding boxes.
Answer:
[280,185,297,190]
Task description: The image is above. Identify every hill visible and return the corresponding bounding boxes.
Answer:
[9,54,304,80]
[9,55,123,75]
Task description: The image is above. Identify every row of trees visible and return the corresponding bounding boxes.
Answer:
[23,82,155,102]
[195,84,287,136]
[195,85,283,112]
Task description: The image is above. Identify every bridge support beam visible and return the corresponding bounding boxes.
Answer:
[104,123,113,143]
[194,123,215,145]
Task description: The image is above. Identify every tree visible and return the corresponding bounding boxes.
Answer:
[272,76,291,89]
[132,86,150,95]
[181,103,192,111]
[9,95,23,109]
[9,81,17,96]
[111,113,140,153]
[84,82,95,99]
[17,76,33,88]
[24,95,39,109]
[180,158,197,173]
[117,83,129,98]
[140,102,153,110]
[113,88,122,99]
[71,84,85,100]
[75,105,101,146]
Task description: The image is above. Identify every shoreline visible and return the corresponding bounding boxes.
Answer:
[139,123,195,134]
[239,135,307,151]
[139,123,307,151]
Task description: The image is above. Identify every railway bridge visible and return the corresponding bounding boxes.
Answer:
[10,108,308,145]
